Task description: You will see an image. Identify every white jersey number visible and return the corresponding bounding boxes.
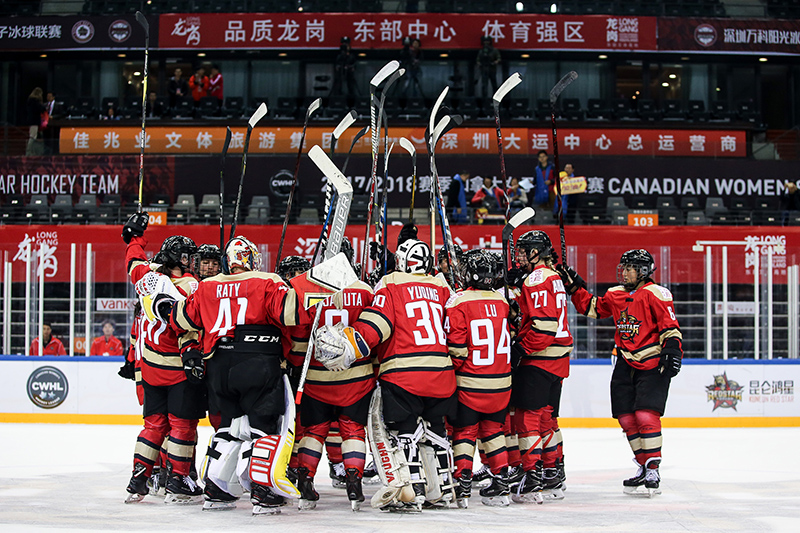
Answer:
[406,301,446,346]
[470,317,511,366]
[209,297,249,337]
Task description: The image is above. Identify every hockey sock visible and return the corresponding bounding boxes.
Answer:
[452,423,479,478]
[134,413,169,476]
[634,410,663,466]
[339,417,367,475]
[617,412,644,464]
[478,419,509,475]
[325,421,344,464]
[515,408,544,472]
[297,421,330,477]
[504,411,521,467]
[167,414,199,476]
[540,407,559,468]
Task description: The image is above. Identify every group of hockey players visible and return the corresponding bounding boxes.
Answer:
[119,206,683,515]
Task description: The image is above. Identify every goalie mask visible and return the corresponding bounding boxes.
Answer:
[191,244,221,280]
[276,255,311,282]
[154,236,197,273]
[516,230,555,265]
[617,249,656,291]
[396,239,432,275]
[462,249,498,290]
[222,236,261,274]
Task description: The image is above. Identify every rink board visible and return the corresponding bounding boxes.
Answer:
[0,356,797,427]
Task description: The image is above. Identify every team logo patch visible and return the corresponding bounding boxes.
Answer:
[616,309,641,341]
[71,20,95,44]
[108,19,131,43]
[706,372,743,411]
[27,366,69,409]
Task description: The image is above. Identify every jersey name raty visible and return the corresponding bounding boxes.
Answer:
[216,283,242,298]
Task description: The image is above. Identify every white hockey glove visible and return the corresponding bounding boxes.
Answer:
[314,323,369,371]
[135,271,185,323]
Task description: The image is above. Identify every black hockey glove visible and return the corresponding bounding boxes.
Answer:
[508,299,521,332]
[660,338,682,378]
[118,358,135,381]
[507,267,526,289]
[397,222,418,246]
[153,294,176,322]
[122,212,149,244]
[556,264,586,295]
[369,241,384,261]
[181,348,205,383]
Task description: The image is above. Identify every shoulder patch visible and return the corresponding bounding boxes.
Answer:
[644,283,673,301]
[527,269,544,286]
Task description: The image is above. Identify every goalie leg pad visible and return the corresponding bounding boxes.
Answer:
[203,429,244,498]
[230,415,253,442]
[422,423,458,504]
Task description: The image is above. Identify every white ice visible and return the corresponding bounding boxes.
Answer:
[0,424,799,532]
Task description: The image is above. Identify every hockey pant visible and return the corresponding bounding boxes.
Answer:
[514,406,556,472]
[453,419,508,478]
[618,410,662,467]
[133,413,197,477]
[325,421,344,464]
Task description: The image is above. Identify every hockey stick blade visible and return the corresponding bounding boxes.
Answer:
[371,60,400,89]
[502,207,536,240]
[305,98,322,121]
[429,86,450,138]
[333,110,358,141]
[398,137,415,157]
[309,145,353,196]
[249,102,268,128]
[442,114,463,137]
[493,72,522,106]
[134,11,149,32]
[550,71,578,105]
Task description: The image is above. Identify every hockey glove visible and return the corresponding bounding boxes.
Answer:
[660,338,682,378]
[122,212,149,244]
[369,241,385,261]
[118,358,135,380]
[181,348,205,383]
[314,323,369,371]
[506,267,526,289]
[508,299,521,332]
[556,264,586,295]
[153,294,176,322]
[397,222,418,246]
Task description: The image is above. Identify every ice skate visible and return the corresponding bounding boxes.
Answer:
[345,468,365,511]
[329,461,346,489]
[622,459,646,495]
[164,473,203,505]
[296,467,319,510]
[542,466,565,501]
[507,464,525,485]
[202,479,238,511]
[362,460,380,485]
[644,459,661,497]
[124,464,150,504]
[454,471,472,509]
[511,462,544,505]
[556,457,567,491]
[472,463,492,487]
[251,483,286,515]
[480,467,510,507]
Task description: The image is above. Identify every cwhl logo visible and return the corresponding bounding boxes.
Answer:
[27,366,69,409]
[616,309,641,341]
[706,372,744,411]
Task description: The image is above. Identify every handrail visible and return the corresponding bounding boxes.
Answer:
[753,125,800,156]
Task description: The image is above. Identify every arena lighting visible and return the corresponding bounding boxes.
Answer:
[278,52,287,57]
[598,54,607,59]
[358,52,366,57]
[440,52,449,57]
[520,53,530,58]
[550,3,557,13]
[40,54,46,58]
[661,82,669,87]
[759,57,768,62]
[669,74,677,79]
[118,53,126,58]
[134,71,141,76]
[197,52,206,57]
[516,2,524,12]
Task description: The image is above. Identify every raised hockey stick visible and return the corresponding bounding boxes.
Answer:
[378,141,395,276]
[427,86,449,257]
[134,11,149,213]
[230,102,268,240]
[219,127,232,251]
[501,206,535,300]
[492,73,522,221]
[398,137,417,223]
[275,97,322,269]
[550,71,578,267]
[296,145,354,405]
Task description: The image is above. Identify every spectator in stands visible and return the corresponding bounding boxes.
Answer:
[553,163,573,221]
[146,91,165,118]
[471,175,507,214]
[91,320,124,356]
[167,67,189,110]
[448,171,469,224]
[42,91,59,155]
[332,37,359,97]
[208,65,224,109]
[532,150,554,208]
[781,180,800,225]
[476,36,500,100]
[102,106,120,121]
[30,323,67,356]
[189,66,208,109]
[507,176,528,217]
[399,37,424,99]
[25,87,45,156]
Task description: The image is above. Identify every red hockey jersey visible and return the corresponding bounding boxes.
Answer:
[445,289,512,414]
[515,264,573,378]
[571,281,682,371]
[354,271,456,398]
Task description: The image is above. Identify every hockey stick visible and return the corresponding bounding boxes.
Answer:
[550,71,578,267]
[296,145,354,405]
[230,102,268,240]
[492,73,522,221]
[398,137,417,223]
[427,86,449,258]
[219,127,232,251]
[134,11,149,213]
[379,140,395,276]
[275,97,322,269]
[501,206,535,300]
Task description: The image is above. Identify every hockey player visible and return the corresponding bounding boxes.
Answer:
[314,239,457,511]
[191,244,221,280]
[121,213,205,504]
[510,230,573,504]
[557,249,682,497]
[446,249,512,508]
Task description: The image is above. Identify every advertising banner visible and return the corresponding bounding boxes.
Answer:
[0,14,154,51]
[659,17,800,55]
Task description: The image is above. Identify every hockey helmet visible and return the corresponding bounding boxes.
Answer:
[617,249,656,290]
[276,255,311,282]
[462,249,498,290]
[396,239,433,275]
[191,244,221,280]
[222,236,261,274]
[154,235,197,272]
[437,243,464,264]
[516,230,554,263]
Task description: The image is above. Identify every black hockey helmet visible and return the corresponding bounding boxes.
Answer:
[516,230,554,263]
[277,255,311,282]
[191,244,221,279]
[438,243,464,263]
[154,235,197,272]
[617,249,656,290]
[462,249,498,290]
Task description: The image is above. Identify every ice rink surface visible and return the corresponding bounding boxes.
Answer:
[0,423,798,533]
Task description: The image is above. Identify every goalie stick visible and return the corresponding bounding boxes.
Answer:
[492,73,523,221]
[134,11,149,213]
[398,137,417,224]
[550,71,578,266]
[219,127,232,251]
[296,145,354,405]
[275,97,322,269]
[501,206,535,301]
[230,102,268,240]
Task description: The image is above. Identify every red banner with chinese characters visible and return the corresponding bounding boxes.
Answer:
[158,13,656,51]
[658,17,800,54]
[59,126,746,157]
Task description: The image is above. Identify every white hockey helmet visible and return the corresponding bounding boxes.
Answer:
[223,236,261,273]
[395,239,432,275]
